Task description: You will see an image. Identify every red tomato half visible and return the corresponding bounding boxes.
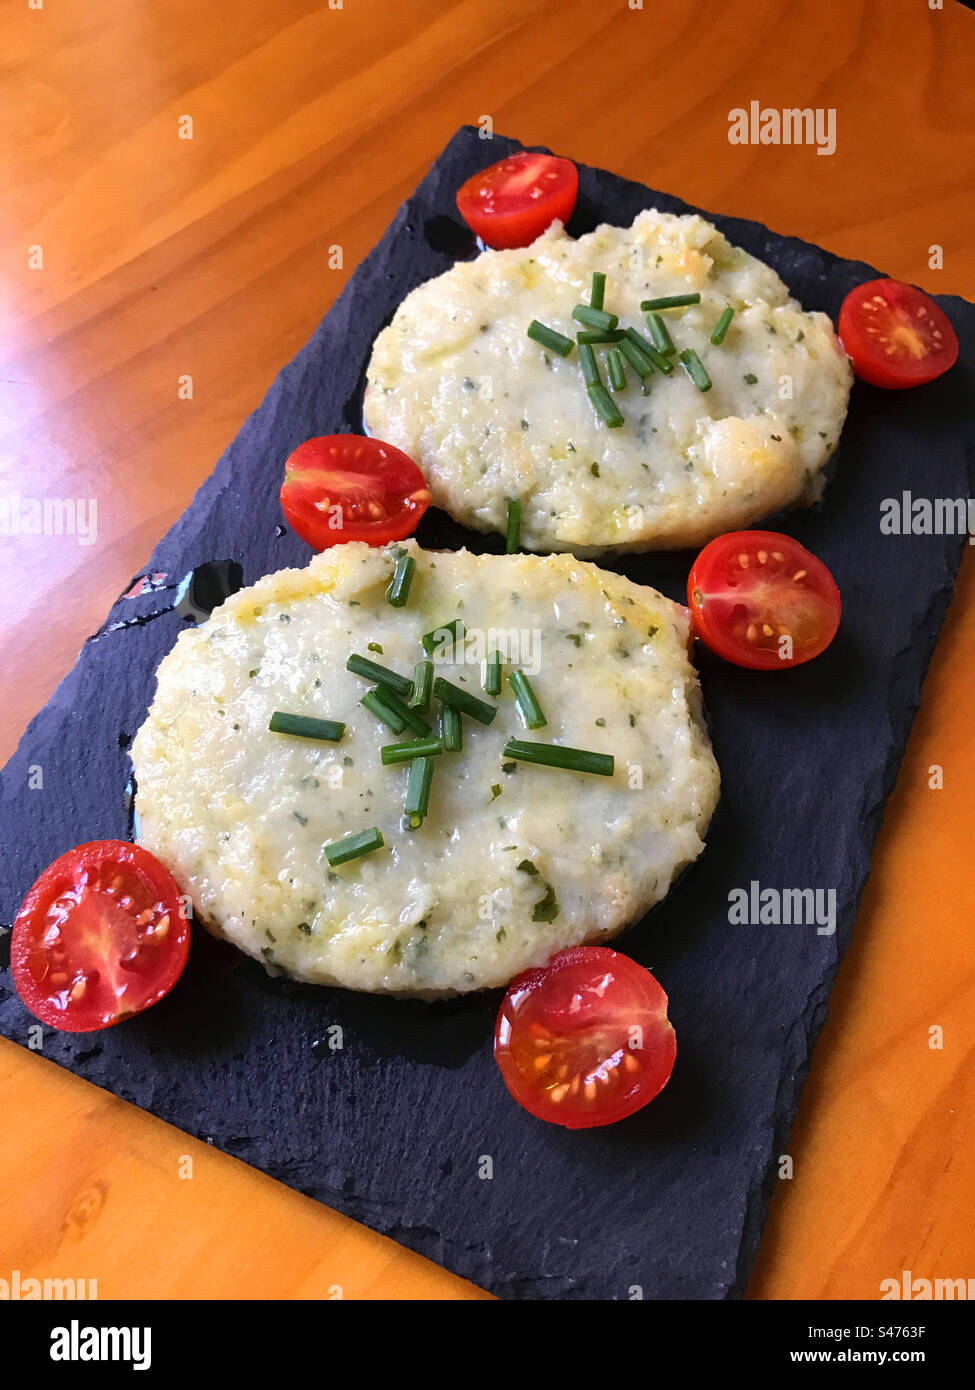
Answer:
[838,279,959,389]
[494,946,677,1129]
[688,530,841,670]
[11,841,190,1033]
[281,435,430,551]
[456,152,578,249]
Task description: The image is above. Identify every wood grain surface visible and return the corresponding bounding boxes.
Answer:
[1,0,973,1300]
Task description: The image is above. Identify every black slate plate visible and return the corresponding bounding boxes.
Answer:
[2,127,973,1301]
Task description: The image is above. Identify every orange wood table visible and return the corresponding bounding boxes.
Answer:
[1,0,973,1300]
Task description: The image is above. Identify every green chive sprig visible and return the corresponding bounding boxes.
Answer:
[325,827,385,866]
[607,348,626,391]
[579,342,601,386]
[386,552,416,608]
[409,659,433,712]
[590,270,606,311]
[404,757,435,826]
[347,653,412,697]
[484,650,503,697]
[710,307,735,345]
[502,738,615,777]
[268,712,345,742]
[381,736,444,765]
[576,329,625,345]
[374,685,431,738]
[360,689,407,735]
[679,347,712,392]
[440,703,463,752]
[507,671,547,730]
[640,293,701,311]
[646,312,676,356]
[619,337,655,378]
[625,328,672,374]
[573,305,619,332]
[527,319,574,357]
[587,381,624,428]
[421,619,465,657]
[505,498,521,554]
[433,677,497,725]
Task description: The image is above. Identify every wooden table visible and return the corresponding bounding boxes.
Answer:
[2,0,973,1300]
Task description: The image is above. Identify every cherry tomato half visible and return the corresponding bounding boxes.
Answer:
[280,435,430,551]
[688,530,841,670]
[456,152,578,250]
[838,279,959,389]
[11,841,190,1033]
[494,946,677,1129]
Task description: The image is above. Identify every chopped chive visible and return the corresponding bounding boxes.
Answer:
[507,671,547,730]
[380,736,444,765]
[502,738,615,777]
[625,328,673,374]
[572,304,619,332]
[484,650,503,697]
[421,618,465,657]
[587,381,624,429]
[527,319,574,357]
[324,827,384,866]
[710,306,735,345]
[590,270,606,311]
[619,337,655,378]
[375,685,432,737]
[268,712,345,742]
[639,293,701,311]
[405,756,435,821]
[386,552,416,608]
[409,659,433,712]
[578,342,601,386]
[433,676,497,725]
[575,328,625,344]
[505,498,521,554]
[440,703,463,752]
[607,348,627,391]
[646,312,676,355]
[360,689,407,735]
[347,653,413,697]
[679,347,712,392]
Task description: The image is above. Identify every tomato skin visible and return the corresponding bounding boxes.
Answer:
[688,530,840,671]
[10,841,190,1033]
[494,946,677,1130]
[280,435,430,551]
[456,152,578,249]
[838,279,959,389]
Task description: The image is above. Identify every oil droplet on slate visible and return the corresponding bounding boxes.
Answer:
[124,773,140,841]
[173,560,243,623]
[122,571,170,599]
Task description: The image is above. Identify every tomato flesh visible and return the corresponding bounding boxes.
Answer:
[11,841,190,1032]
[838,278,959,389]
[494,946,676,1129]
[456,152,578,249]
[280,435,430,551]
[688,530,840,670]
